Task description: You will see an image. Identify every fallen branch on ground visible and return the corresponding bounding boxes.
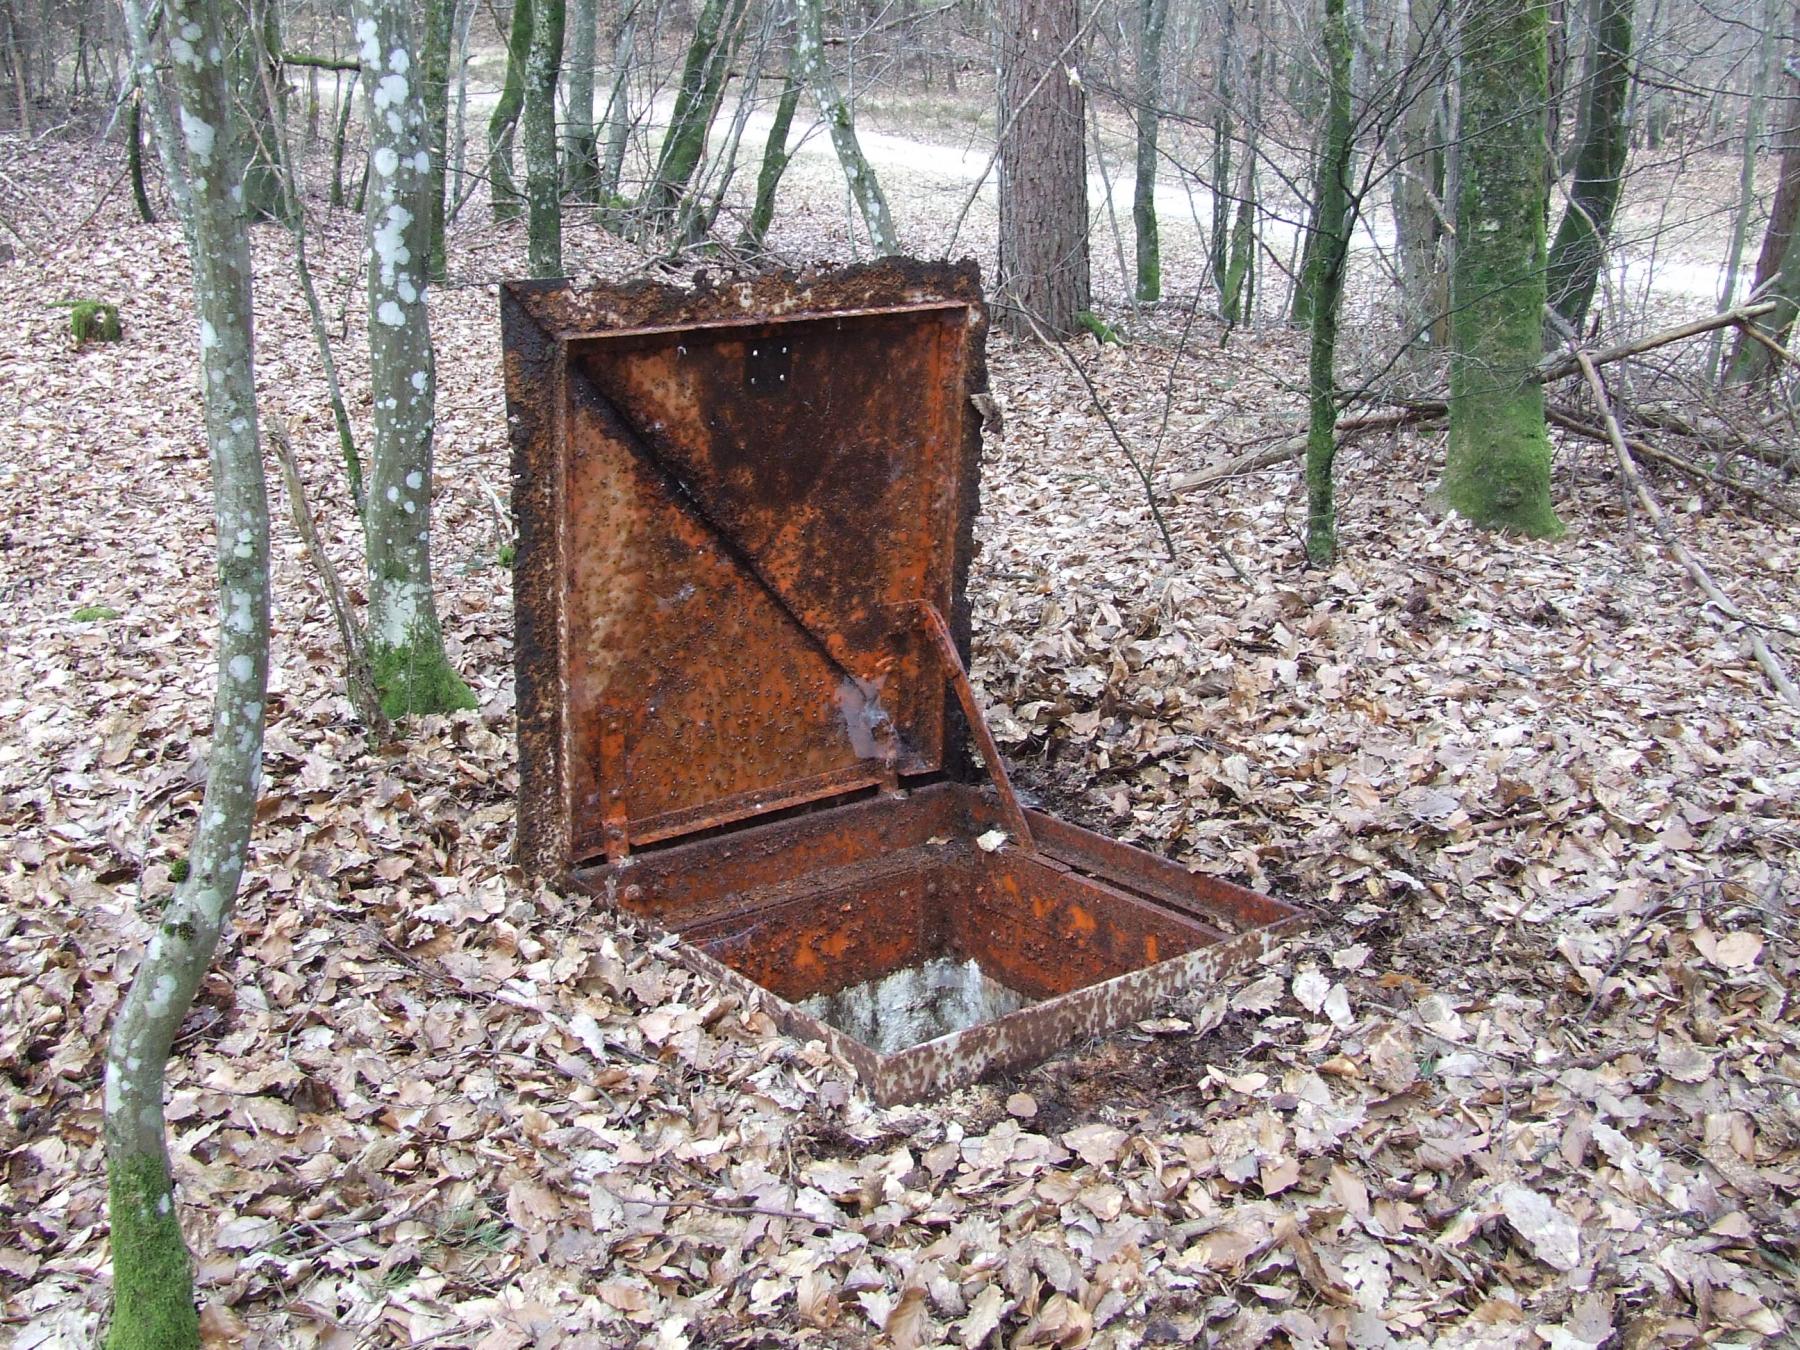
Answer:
[268,413,386,729]
[1545,407,1800,525]
[1574,350,1800,711]
[1535,301,1778,385]
[1166,404,1446,496]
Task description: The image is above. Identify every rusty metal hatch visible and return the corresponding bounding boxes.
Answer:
[502,261,1304,1105]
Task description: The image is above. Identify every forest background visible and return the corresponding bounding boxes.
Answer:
[1,0,1798,1345]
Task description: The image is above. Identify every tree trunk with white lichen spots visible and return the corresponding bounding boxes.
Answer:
[103,0,271,1344]
[788,0,896,254]
[353,0,476,718]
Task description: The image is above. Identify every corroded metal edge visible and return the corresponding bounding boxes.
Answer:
[501,283,569,882]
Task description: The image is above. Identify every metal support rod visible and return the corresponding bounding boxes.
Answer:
[913,601,1036,852]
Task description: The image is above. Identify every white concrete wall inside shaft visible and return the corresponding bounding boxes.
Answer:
[799,957,1030,1056]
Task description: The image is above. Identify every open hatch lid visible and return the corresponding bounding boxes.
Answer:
[502,261,990,875]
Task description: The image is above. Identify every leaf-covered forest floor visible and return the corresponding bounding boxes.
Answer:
[3,121,1799,1350]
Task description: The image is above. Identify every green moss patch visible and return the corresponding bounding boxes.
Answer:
[107,1153,197,1350]
[371,640,478,720]
[69,300,123,345]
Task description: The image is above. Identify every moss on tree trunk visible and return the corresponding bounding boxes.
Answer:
[107,1154,197,1350]
[488,0,532,221]
[1304,0,1351,565]
[1442,0,1564,539]
[1132,0,1165,302]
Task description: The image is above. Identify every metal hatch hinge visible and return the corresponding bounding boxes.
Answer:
[912,601,1036,853]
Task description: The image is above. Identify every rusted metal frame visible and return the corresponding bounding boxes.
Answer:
[673,841,962,936]
[598,706,630,861]
[614,765,895,853]
[1020,809,1299,934]
[913,600,1034,851]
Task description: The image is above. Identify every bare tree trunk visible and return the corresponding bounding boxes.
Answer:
[3,1,31,136]
[489,0,532,220]
[1220,0,1262,327]
[235,0,288,222]
[564,0,600,201]
[103,0,269,1343]
[740,55,800,250]
[354,0,476,717]
[523,0,566,275]
[1544,0,1632,335]
[997,0,1090,338]
[1210,0,1234,289]
[1132,0,1166,301]
[1729,11,1800,384]
[1711,0,1782,379]
[330,67,359,208]
[1390,0,1449,374]
[123,0,191,226]
[789,0,896,253]
[649,0,748,223]
[127,84,155,222]
[598,0,637,205]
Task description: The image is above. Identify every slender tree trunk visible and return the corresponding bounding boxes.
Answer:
[1543,0,1632,336]
[122,0,191,226]
[740,58,800,250]
[354,0,476,718]
[1729,18,1800,384]
[523,0,566,275]
[997,0,1090,338]
[451,0,476,218]
[1304,0,1352,564]
[1442,0,1562,538]
[1221,0,1262,327]
[598,1,637,205]
[104,0,269,1344]
[1391,0,1449,375]
[1210,0,1234,289]
[789,0,897,253]
[1221,132,1258,324]
[330,68,359,208]
[1749,60,1800,301]
[127,86,155,222]
[564,0,600,201]
[236,0,288,222]
[1710,0,1781,379]
[1132,0,1166,301]
[489,0,532,220]
[421,0,456,279]
[3,1,31,136]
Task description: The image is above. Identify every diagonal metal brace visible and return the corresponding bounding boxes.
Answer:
[912,601,1036,852]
